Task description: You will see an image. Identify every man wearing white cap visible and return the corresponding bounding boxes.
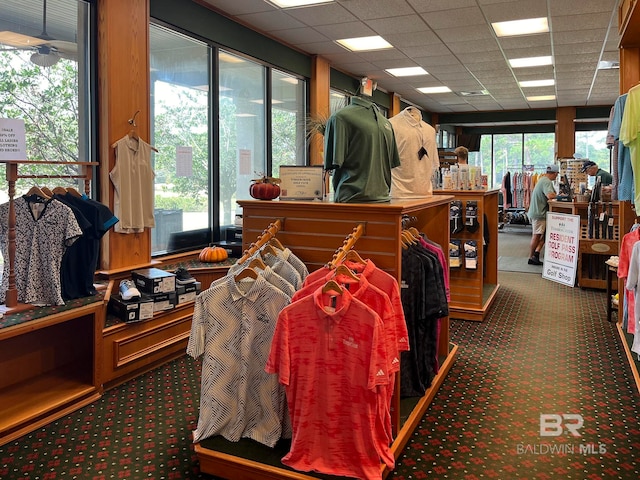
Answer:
[526,165,559,265]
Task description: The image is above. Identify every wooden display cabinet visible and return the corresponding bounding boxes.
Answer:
[194,197,458,480]
[434,189,500,321]
[0,300,105,446]
[549,200,634,290]
[100,265,227,389]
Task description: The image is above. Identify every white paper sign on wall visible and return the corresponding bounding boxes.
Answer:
[0,118,27,161]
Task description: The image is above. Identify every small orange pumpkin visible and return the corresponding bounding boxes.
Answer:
[199,245,229,263]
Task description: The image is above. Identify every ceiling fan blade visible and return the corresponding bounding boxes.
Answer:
[48,40,77,56]
[0,31,47,49]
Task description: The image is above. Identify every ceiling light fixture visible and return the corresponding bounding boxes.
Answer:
[336,36,393,52]
[509,56,553,68]
[492,17,549,37]
[267,0,334,7]
[417,86,452,94]
[458,90,489,97]
[526,95,556,101]
[385,66,428,77]
[519,79,555,88]
[597,60,620,70]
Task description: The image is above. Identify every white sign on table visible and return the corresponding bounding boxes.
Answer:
[542,211,580,287]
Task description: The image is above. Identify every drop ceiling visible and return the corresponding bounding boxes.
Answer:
[198,0,622,114]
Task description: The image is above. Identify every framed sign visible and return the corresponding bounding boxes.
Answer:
[278,165,324,201]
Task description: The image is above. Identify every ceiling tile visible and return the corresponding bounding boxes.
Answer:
[480,0,548,23]
[366,15,433,35]
[235,10,306,31]
[284,2,359,26]
[339,0,416,19]
[420,6,487,29]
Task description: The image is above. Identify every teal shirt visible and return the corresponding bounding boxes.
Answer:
[324,97,401,203]
[527,176,556,220]
[595,169,613,186]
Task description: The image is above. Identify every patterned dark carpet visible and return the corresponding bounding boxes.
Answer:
[1,269,639,479]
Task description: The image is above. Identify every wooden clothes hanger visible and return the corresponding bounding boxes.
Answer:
[333,264,360,282]
[52,186,68,196]
[260,244,279,258]
[25,185,50,201]
[322,279,343,295]
[234,267,259,282]
[248,257,267,270]
[269,237,285,251]
[343,249,366,265]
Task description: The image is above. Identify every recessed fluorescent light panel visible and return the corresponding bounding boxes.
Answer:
[267,0,334,7]
[509,56,553,68]
[492,17,549,37]
[385,67,428,77]
[597,60,620,70]
[417,86,452,94]
[519,79,555,88]
[336,36,393,52]
[527,95,556,101]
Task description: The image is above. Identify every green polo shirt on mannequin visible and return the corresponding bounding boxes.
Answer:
[324,96,400,203]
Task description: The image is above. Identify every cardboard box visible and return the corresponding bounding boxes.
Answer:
[149,291,178,312]
[176,281,201,296]
[132,268,176,294]
[108,294,154,323]
[177,281,202,304]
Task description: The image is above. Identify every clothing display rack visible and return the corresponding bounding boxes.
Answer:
[0,159,98,310]
[237,219,282,265]
[0,160,102,446]
[195,197,458,480]
[325,223,365,267]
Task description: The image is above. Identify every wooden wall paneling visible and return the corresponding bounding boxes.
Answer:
[556,106,576,159]
[620,47,640,92]
[97,0,152,271]
[309,55,330,167]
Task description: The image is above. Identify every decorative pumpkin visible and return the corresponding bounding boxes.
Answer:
[199,245,229,263]
[250,175,281,200]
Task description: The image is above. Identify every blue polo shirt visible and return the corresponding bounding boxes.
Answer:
[324,97,400,203]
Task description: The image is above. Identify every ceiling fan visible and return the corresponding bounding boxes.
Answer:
[0,0,77,67]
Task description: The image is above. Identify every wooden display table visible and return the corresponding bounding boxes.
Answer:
[434,189,500,321]
[194,197,458,480]
[549,200,634,290]
[0,298,105,446]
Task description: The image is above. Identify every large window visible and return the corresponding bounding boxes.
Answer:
[0,0,92,200]
[219,51,266,226]
[149,25,209,254]
[575,130,611,188]
[149,26,308,256]
[472,133,555,189]
[272,69,306,178]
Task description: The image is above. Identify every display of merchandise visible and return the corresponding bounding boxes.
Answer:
[174,267,197,285]
[119,279,141,301]
[450,201,464,234]
[464,240,478,270]
[449,239,462,268]
[465,201,479,233]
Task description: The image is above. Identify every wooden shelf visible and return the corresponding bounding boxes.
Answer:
[0,301,104,446]
[434,189,500,321]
